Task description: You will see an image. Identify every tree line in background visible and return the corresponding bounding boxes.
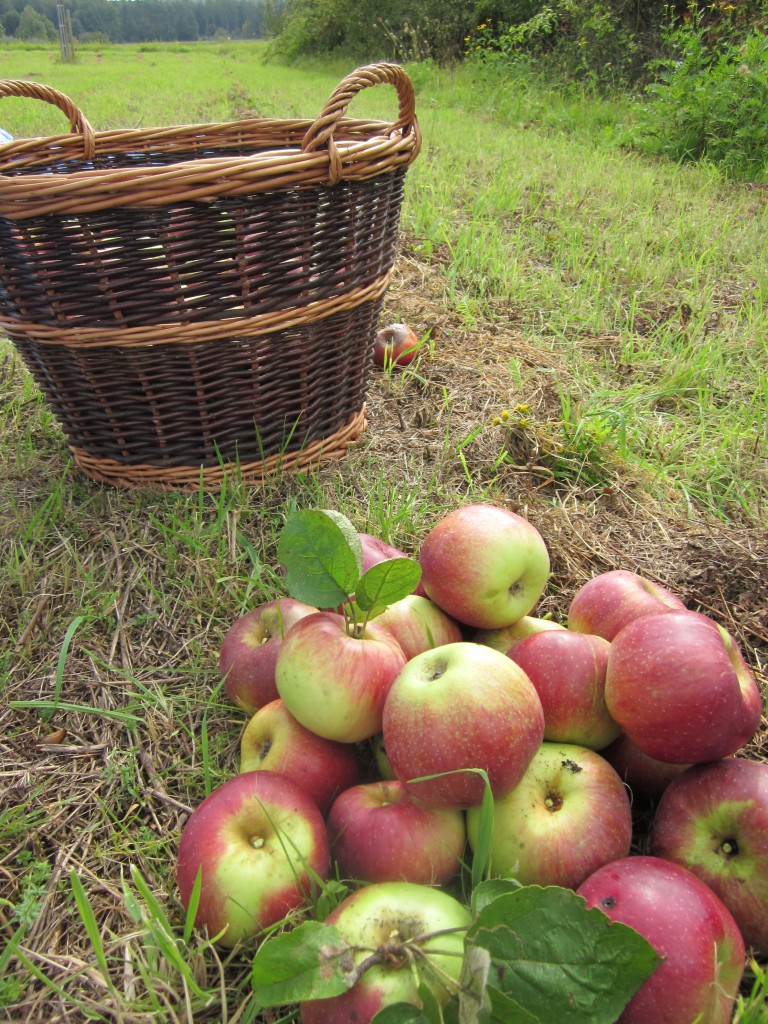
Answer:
[0,0,284,44]
[2,1,766,86]
[272,0,767,86]
[2,0,767,178]
[267,0,768,181]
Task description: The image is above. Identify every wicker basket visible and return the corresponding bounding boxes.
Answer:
[0,64,421,490]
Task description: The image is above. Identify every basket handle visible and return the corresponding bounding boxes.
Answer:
[0,80,96,160]
[302,63,418,173]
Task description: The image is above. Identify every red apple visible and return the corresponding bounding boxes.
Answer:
[567,569,686,641]
[219,598,317,714]
[372,594,462,661]
[578,856,745,1024]
[382,641,545,808]
[372,322,421,368]
[327,779,466,886]
[605,611,762,763]
[299,882,471,1023]
[239,699,361,815]
[418,504,551,629]
[467,742,632,889]
[176,770,329,948]
[508,629,620,749]
[358,532,426,597]
[473,615,565,653]
[601,733,690,802]
[359,532,408,570]
[275,611,407,743]
[651,757,768,955]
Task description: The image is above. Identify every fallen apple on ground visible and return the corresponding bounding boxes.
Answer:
[418,503,551,629]
[372,593,462,660]
[219,597,318,715]
[605,610,762,763]
[176,770,329,948]
[382,640,545,808]
[567,569,686,641]
[372,322,421,368]
[508,628,619,749]
[578,855,745,1024]
[473,614,565,653]
[601,732,690,803]
[327,778,466,886]
[275,610,407,743]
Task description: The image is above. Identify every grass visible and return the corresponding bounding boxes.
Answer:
[1,39,767,1022]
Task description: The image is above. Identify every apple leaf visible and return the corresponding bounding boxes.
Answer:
[371,1004,432,1023]
[250,919,356,1009]
[484,987,541,1024]
[320,509,364,575]
[455,944,537,1024]
[463,886,660,1024]
[355,557,422,618]
[370,985,444,1023]
[470,878,522,918]
[277,509,361,609]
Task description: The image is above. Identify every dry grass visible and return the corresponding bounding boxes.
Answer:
[1,236,767,1022]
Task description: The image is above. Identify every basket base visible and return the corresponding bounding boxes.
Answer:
[70,406,367,491]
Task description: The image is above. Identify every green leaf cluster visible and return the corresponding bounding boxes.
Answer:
[250,881,660,1021]
[277,509,421,631]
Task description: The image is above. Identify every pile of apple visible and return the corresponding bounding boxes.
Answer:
[176,503,767,1024]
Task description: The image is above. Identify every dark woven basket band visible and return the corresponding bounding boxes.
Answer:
[0,271,392,349]
[71,405,367,490]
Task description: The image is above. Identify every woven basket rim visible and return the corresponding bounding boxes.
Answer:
[0,63,422,217]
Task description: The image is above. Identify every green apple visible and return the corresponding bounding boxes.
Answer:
[299,881,471,1022]
[275,611,407,742]
[473,615,565,653]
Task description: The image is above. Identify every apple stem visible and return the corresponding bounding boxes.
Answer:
[348,925,470,988]
[405,925,471,944]
[341,598,369,638]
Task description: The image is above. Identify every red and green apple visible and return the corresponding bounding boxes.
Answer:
[176,770,329,948]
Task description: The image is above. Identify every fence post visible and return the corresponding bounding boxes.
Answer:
[57,5,76,63]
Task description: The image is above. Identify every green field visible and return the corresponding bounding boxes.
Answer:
[1,40,766,1023]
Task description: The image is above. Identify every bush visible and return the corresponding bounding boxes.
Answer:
[464,1,685,89]
[272,0,473,63]
[625,10,768,182]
